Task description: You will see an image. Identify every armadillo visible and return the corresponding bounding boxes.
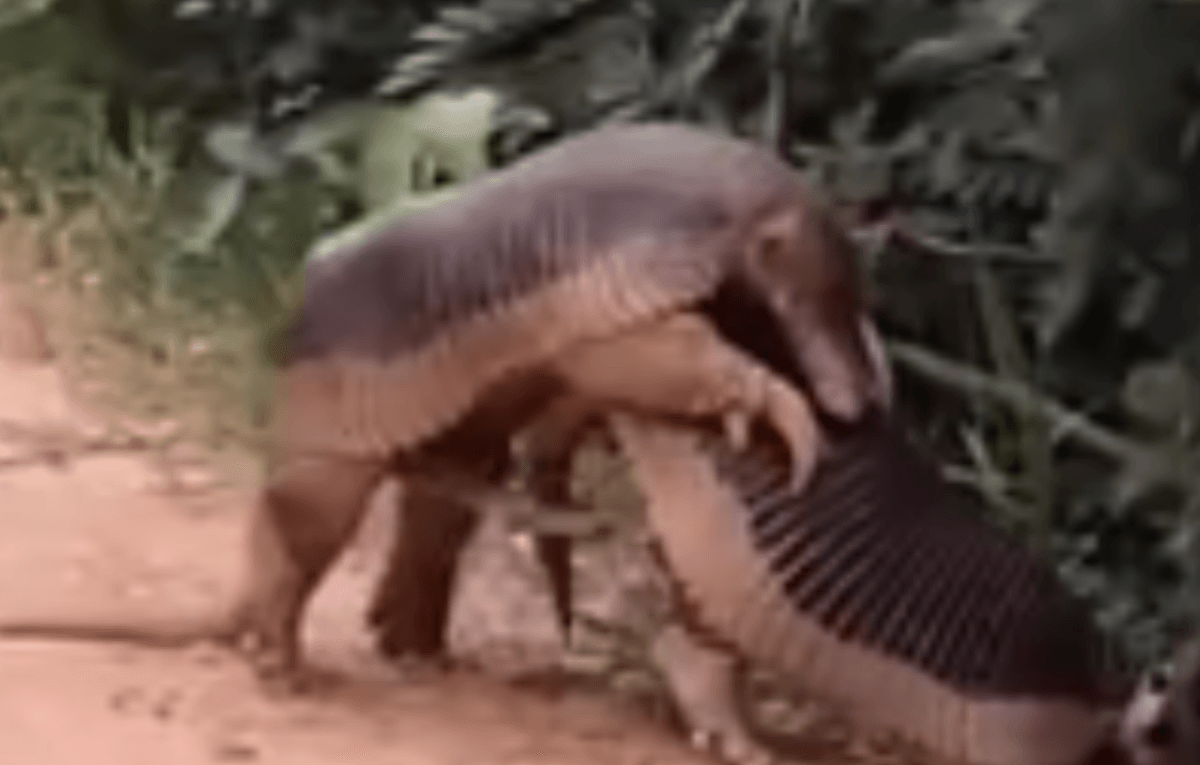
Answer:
[360,283,1187,765]
[609,411,1135,765]
[365,386,1153,765]
[233,120,893,683]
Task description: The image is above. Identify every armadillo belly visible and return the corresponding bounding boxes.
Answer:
[609,412,1127,765]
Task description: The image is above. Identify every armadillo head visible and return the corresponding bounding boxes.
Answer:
[741,203,892,422]
[1117,641,1200,765]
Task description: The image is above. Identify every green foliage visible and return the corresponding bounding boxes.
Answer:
[0,0,54,31]
[2,0,1199,667]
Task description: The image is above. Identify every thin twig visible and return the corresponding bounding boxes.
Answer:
[891,220,1059,265]
[407,469,618,539]
[967,216,1054,548]
[642,0,751,113]
[763,0,805,155]
[955,426,1037,524]
[848,214,1058,265]
[887,339,1157,466]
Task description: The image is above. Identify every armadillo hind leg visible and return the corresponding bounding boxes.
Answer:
[651,621,775,765]
[367,394,599,660]
[233,452,389,689]
[368,480,481,667]
[367,476,579,661]
[551,312,821,494]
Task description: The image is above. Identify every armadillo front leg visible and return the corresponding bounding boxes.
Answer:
[551,312,821,493]
[367,481,480,666]
[651,622,774,765]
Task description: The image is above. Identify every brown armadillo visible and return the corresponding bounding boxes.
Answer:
[234,308,825,684]
[232,121,899,684]
[357,285,1183,765]
[608,411,1137,765]
[363,391,1159,765]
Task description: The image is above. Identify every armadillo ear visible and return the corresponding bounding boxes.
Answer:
[744,209,803,289]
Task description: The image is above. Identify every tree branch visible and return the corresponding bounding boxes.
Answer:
[886,340,1156,465]
[851,214,1060,265]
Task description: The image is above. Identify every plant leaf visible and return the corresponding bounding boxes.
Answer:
[306,185,465,267]
[0,0,55,31]
[879,26,1023,86]
[358,87,503,211]
[176,173,247,257]
[1122,359,1199,432]
[204,122,287,179]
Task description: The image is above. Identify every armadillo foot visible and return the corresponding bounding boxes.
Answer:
[703,328,820,494]
[689,727,776,765]
[230,625,302,689]
[650,622,776,765]
[225,595,315,694]
[230,627,342,696]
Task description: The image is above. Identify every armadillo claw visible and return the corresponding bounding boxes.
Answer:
[718,732,777,765]
[690,728,717,752]
[722,410,752,452]
[688,726,776,765]
[762,376,822,496]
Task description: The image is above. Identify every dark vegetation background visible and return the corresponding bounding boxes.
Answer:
[0,0,1197,670]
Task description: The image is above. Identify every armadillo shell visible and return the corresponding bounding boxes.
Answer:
[613,412,1132,765]
[273,123,811,459]
[729,418,1123,699]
